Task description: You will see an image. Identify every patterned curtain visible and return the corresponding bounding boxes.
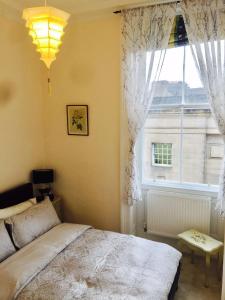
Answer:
[181,0,225,215]
[122,4,176,206]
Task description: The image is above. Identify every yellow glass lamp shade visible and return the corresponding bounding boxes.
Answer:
[23,7,70,68]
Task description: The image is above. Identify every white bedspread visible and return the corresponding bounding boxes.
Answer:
[0,223,181,300]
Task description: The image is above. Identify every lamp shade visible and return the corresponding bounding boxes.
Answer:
[32,169,54,184]
[22,6,70,69]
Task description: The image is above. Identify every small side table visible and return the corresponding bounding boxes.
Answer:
[52,196,62,221]
[178,229,223,288]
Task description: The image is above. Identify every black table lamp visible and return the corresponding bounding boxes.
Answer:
[32,169,54,201]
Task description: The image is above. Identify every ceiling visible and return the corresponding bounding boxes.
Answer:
[1,0,177,17]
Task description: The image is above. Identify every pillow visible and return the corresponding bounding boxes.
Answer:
[6,198,60,249]
[0,220,16,262]
[0,198,37,219]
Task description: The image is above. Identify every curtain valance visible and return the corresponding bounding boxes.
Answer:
[181,0,225,43]
[122,5,176,53]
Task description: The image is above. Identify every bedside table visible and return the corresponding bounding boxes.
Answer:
[52,196,62,221]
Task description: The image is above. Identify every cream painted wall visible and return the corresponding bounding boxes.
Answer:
[45,16,121,231]
[0,14,45,191]
[0,9,121,232]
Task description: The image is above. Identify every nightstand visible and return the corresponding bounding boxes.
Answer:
[52,196,62,221]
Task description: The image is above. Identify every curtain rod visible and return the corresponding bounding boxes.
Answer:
[113,0,181,14]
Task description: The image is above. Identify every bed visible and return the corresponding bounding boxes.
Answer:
[0,183,182,300]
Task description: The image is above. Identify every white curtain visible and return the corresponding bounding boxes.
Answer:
[121,4,176,206]
[181,0,225,215]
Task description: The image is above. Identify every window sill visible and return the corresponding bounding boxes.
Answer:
[142,180,219,197]
[152,164,172,168]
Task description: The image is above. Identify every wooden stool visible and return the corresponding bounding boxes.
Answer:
[178,229,223,288]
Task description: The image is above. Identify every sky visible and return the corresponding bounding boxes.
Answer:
[154,45,203,89]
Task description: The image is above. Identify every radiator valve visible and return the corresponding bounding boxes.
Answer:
[144,223,147,232]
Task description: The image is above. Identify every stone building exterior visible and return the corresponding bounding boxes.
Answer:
[143,81,224,185]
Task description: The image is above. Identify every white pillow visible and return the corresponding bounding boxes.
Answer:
[6,198,61,249]
[0,220,16,262]
[0,198,37,219]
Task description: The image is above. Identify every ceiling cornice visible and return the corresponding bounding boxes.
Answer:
[0,0,179,21]
[113,0,179,11]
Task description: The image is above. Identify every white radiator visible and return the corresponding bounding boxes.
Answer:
[147,189,211,238]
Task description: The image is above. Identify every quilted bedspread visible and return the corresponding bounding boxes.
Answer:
[0,223,181,300]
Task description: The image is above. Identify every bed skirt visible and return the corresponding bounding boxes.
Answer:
[168,262,181,300]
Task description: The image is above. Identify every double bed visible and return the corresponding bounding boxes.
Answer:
[0,183,182,300]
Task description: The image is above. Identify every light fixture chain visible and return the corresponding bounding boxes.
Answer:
[48,69,52,96]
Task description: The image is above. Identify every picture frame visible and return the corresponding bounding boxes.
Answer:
[66,105,89,136]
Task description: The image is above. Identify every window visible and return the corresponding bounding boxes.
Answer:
[152,143,172,167]
[142,16,224,186]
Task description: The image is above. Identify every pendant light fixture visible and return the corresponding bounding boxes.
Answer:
[22,1,70,94]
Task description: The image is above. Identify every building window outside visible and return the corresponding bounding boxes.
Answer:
[152,143,172,167]
[142,32,224,186]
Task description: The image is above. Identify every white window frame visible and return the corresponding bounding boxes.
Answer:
[139,44,221,190]
[137,129,219,193]
[152,143,172,167]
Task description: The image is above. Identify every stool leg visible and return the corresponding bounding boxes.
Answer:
[205,253,210,288]
[217,249,223,281]
[191,250,195,264]
[177,240,182,251]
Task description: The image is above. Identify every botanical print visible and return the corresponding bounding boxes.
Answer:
[67,105,89,136]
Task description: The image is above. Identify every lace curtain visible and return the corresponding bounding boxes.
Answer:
[181,0,225,215]
[122,4,176,206]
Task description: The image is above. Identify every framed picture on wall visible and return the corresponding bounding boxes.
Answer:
[66,105,89,136]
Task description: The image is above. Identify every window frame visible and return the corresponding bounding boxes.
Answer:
[140,44,222,188]
[152,143,173,167]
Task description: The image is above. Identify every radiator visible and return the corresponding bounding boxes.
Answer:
[147,189,211,238]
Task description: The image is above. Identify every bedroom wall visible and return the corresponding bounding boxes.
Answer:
[0,6,46,191]
[45,16,121,231]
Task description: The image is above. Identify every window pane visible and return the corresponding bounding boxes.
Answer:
[143,44,223,186]
[184,46,207,102]
[144,46,183,181]
[143,109,181,181]
[182,45,223,185]
[182,107,224,184]
[151,47,184,106]
[152,143,172,167]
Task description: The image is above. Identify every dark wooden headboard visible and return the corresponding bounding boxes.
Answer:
[0,183,34,209]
